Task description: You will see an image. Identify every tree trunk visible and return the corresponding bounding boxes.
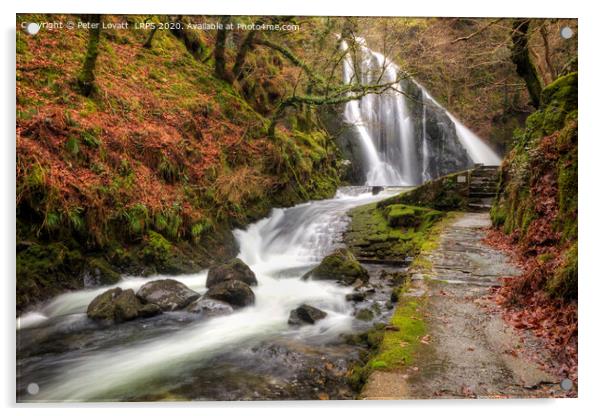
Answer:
[77,14,102,97]
[169,16,206,60]
[539,23,557,82]
[143,25,159,49]
[232,22,262,81]
[510,19,543,108]
[214,16,231,81]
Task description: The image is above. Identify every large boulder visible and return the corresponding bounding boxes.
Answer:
[136,279,200,311]
[288,304,327,326]
[204,280,255,308]
[206,258,257,289]
[187,298,234,318]
[304,248,369,285]
[87,288,161,323]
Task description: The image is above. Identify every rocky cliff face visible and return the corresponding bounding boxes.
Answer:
[402,79,473,181]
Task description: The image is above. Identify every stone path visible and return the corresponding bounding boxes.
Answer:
[361,213,566,400]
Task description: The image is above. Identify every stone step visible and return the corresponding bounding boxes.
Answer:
[470,183,498,189]
[470,177,498,182]
[470,184,498,189]
[468,203,493,212]
[470,175,499,181]
[470,186,498,192]
[468,192,496,198]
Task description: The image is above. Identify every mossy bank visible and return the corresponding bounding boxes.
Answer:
[344,196,445,263]
[491,72,578,301]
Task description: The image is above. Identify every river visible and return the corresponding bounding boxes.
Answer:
[17,186,408,401]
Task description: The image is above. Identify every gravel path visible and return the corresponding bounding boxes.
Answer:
[361,213,569,399]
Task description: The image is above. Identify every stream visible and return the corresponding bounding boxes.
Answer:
[17,186,408,402]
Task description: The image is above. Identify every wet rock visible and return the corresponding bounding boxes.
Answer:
[372,186,384,195]
[355,308,374,321]
[345,292,366,302]
[206,258,257,289]
[304,248,369,285]
[87,287,162,323]
[187,298,234,317]
[204,280,255,308]
[288,304,327,326]
[136,279,200,311]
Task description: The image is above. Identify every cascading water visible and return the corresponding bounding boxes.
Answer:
[417,83,501,166]
[340,37,501,186]
[16,187,403,401]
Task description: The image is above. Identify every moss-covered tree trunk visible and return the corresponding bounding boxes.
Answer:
[169,16,206,60]
[510,19,543,108]
[232,26,260,81]
[214,16,231,82]
[143,25,159,49]
[77,14,102,97]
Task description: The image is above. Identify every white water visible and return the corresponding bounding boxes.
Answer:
[340,37,500,186]
[417,84,502,166]
[18,187,399,401]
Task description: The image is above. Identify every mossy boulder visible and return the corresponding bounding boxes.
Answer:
[355,308,375,321]
[345,201,444,262]
[383,204,442,228]
[87,287,161,323]
[204,280,255,308]
[206,258,257,289]
[305,248,369,285]
[136,279,200,311]
[288,304,327,326]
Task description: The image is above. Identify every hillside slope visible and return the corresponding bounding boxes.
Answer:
[16,15,340,311]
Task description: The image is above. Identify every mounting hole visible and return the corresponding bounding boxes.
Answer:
[560,26,574,39]
[560,378,573,391]
[25,22,40,36]
[27,382,40,395]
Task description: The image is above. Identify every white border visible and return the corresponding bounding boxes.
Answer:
[3,1,600,415]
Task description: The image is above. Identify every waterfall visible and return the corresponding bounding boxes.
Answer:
[418,85,502,166]
[340,37,501,186]
[421,101,431,182]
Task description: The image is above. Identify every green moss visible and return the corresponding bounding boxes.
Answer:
[64,137,80,157]
[368,296,427,370]
[16,242,84,311]
[309,248,369,284]
[547,243,577,300]
[124,203,149,237]
[87,257,120,285]
[345,200,443,262]
[158,155,180,184]
[153,204,183,240]
[490,203,507,227]
[140,230,173,265]
[80,127,101,148]
[356,308,375,321]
